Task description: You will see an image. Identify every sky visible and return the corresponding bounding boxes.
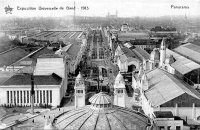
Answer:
[0,0,200,18]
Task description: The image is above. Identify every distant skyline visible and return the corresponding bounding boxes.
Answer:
[0,0,200,18]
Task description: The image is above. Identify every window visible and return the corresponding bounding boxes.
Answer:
[50,90,52,103]
[20,91,22,103]
[43,90,45,104]
[40,91,42,103]
[167,126,171,130]
[159,126,164,130]
[27,91,29,103]
[46,90,49,104]
[24,91,26,103]
[7,91,9,104]
[10,91,12,103]
[37,90,39,103]
[77,90,83,93]
[118,89,123,93]
[17,91,19,103]
[176,126,181,130]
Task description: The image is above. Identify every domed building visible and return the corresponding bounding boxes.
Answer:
[47,72,158,130]
[149,38,167,70]
[52,92,158,130]
[149,48,160,70]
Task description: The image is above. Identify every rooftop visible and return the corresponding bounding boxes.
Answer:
[1,73,62,86]
[145,68,200,107]
[131,46,150,60]
[0,47,29,67]
[118,32,150,41]
[174,43,200,64]
[29,47,55,60]
[53,92,157,130]
[154,111,174,118]
[166,48,200,75]
[66,42,81,59]
[0,71,15,84]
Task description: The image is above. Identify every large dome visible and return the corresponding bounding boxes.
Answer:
[53,92,158,130]
[150,49,160,61]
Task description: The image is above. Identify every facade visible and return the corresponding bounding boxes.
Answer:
[114,45,140,73]
[114,44,150,73]
[154,111,189,130]
[0,73,64,107]
[0,52,68,107]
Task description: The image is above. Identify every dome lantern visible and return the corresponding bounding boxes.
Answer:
[89,92,113,109]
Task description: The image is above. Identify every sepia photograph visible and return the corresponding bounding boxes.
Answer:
[0,0,200,129]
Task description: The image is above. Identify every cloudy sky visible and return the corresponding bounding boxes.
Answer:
[0,0,200,18]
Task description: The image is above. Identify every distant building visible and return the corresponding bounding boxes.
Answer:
[28,30,84,44]
[121,23,129,32]
[154,111,190,130]
[114,44,150,73]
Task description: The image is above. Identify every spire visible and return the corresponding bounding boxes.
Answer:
[159,38,166,67]
[160,38,166,49]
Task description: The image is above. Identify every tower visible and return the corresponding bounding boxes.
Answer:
[74,72,85,108]
[114,71,126,107]
[149,48,160,70]
[159,38,166,67]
